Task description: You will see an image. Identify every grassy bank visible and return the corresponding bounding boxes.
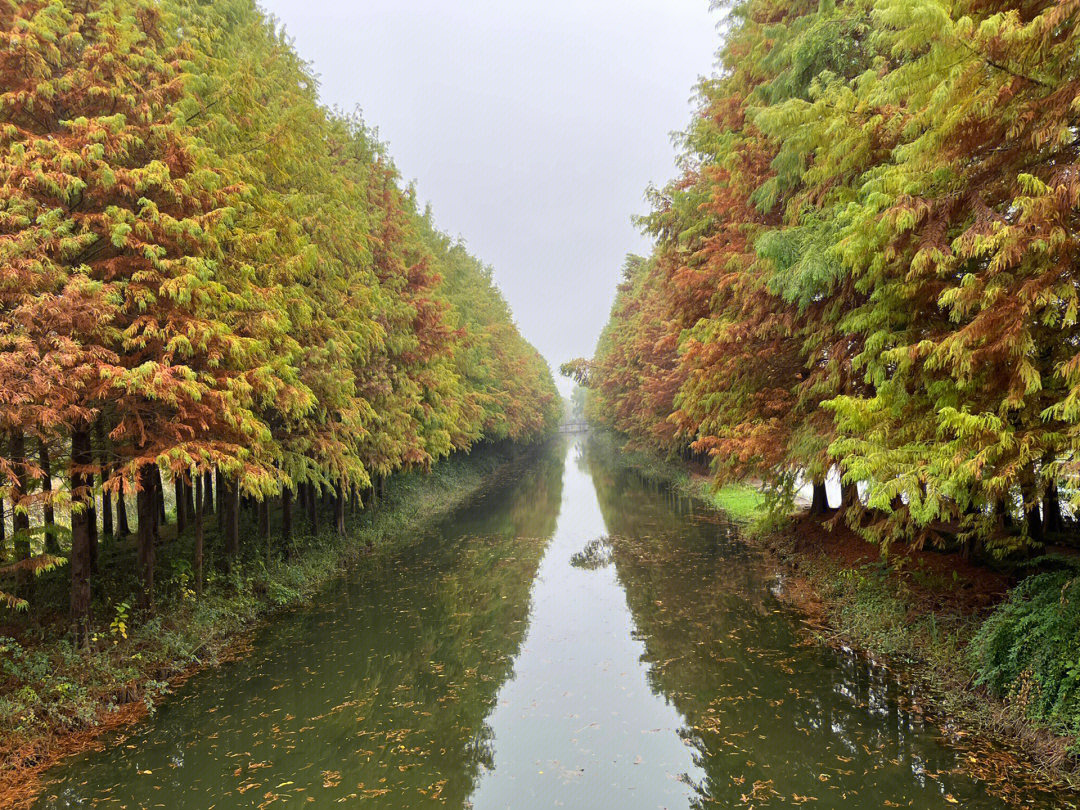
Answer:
[0,441,535,808]
[595,437,766,523]
[597,431,1080,789]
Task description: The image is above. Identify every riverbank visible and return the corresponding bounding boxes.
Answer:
[0,441,542,809]
[595,433,1080,792]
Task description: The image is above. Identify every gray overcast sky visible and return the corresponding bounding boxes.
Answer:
[258,0,720,392]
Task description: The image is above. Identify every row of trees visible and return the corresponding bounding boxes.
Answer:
[572,0,1079,555]
[0,0,559,637]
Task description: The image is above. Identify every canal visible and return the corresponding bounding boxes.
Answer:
[35,438,1065,808]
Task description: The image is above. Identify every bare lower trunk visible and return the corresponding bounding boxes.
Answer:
[175,475,187,534]
[1044,481,1063,534]
[995,498,1013,529]
[137,464,156,610]
[307,483,318,534]
[194,476,204,596]
[809,479,830,516]
[335,481,346,536]
[259,499,270,561]
[155,467,167,527]
[10,431,30,582]
[116,486,131,537]
[217,470,226,535]
[40,439,59,554]
[184,479,195,525]
[259,498,269,539]
[70,428,93,646]
[88,486,98,575]
[96,421,112,541]
[101,480,113,541]
[204,471,214,513]
[840,482,860,511]
[225,479,240,561]
[1021,475,1043,544]
[282,486,293,549]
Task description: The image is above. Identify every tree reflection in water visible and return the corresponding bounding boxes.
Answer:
[35,438,1069,810]
[583,436,1067,809]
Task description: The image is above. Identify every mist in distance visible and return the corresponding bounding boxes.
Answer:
[257,0,720,392]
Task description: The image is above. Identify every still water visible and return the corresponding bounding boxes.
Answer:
[37,438,1067,809]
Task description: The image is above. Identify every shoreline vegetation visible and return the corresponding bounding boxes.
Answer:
[0,2,561,806]
[0,440,540,809]
[596,431,1080,792]
[0,0,560,679]
[563,0,1080,803]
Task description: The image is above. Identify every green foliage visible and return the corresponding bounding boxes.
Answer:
[582,0,1080,556]
[972,566,1080,737]
[0,0,558,622]
[109,601,131,641]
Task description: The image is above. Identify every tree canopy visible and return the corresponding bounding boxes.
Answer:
[576,0,1080,554]
[0,0,559,629]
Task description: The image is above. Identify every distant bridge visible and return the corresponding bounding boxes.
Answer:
[557,420,590,434]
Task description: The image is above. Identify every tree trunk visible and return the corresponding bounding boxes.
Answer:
[96,421,112,540]
[259,498,270,560]
[40,439,59,554]
[1044,480,1064,534]
[217,470,226,535]
[70,428,93,646]
[203,470,214,514]
[194,474,204,596]
[151,468,161,544]
[137,464,156,610]
[155,467,167,527]
[10,431,30,575]
[307,483,318,534]
[995,497,1013,529]
[809,478,830,516]
[1026,501,1044,543]
[88,482,98,574]
[282,486,293,549]
[335,481,346,536]
[116,486,131,537]
[1021,477,1043,544]
[0,496,6,560]
[184,478,195,525]
[116,488,130,540]
[841,482,860,511]
[100,478,113,541]
[225,479,240,561]
[174,475,187,534]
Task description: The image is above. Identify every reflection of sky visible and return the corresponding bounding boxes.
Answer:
[470,439,702,808]
[35,439,1071,810]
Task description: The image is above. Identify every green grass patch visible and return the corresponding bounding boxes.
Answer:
[695,482,766,523]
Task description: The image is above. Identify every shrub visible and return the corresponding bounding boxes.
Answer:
[971,566,1080,738]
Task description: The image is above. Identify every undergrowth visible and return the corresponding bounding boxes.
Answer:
[971,561,1080,746]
